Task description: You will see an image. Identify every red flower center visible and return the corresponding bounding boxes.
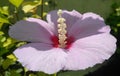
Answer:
[51,35,74,49]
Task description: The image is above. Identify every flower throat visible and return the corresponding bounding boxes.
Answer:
[57,10,67,48]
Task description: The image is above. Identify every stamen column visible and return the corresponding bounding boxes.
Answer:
[57,10,67,48]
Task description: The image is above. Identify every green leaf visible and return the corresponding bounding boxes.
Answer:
[2,58,14,69]
[5,71,11,76]
[10,70,21,76]
[37,72,48,76]
[58,65,101,76]
[0,23,4,29]
[0,57,4,65]
[116,7,120,16]
[0,48,9,56]
[4,70,21,76]
[3,38,16,49]
[9,0,24,8]
[0,11,10,24]
[116,48,120,54]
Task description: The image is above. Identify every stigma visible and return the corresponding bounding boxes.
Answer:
[57,9,67,48]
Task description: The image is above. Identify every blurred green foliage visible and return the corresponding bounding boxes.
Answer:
[106,3,120,54]
[0,0,120,76]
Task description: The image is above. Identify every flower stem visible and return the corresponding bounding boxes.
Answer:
[41,0,44,19]
[14,7,19,21]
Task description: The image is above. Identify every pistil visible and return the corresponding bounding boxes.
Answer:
[57,9,67,48]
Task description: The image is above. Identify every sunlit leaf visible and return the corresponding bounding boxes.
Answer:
[44,2,49,6]
[22,3,37,13]
[3,38,12,47]
[16,41,26,47]
[0,6,9,15]
[16,69,23,73]
[0,36,6,42]
[0,31,4,36]
[22,1,41,13]
[0,17,9,23]
[117,23,120,27]
[29,74,36,76]
[9,0,24,8]
[7,54,17,61]
[24,68,28,72]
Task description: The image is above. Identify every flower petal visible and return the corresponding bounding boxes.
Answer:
[47,10,82,35]
[82,12,104,21]
[64,33,116,70]
[14,43,67,74]
[68,12,107,40]
[9,18,53,44]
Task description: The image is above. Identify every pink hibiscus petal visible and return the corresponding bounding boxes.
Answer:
[14,43,67,74]
[9,18,54,44]
[82,12,104,21]
[68,12,107,40]
[47,10,82,35]
[64,33,116,70]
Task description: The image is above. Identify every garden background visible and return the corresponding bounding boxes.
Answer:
[0,0,120,76]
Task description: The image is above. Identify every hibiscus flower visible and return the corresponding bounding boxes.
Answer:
[9,10,116,74]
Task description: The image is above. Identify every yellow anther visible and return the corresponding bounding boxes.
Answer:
[58,29,67,34]
[58,34,67,41]
[57,9,62,17]
[57,18,66,23]
[58,23,67,29]
[57,9,67,48]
